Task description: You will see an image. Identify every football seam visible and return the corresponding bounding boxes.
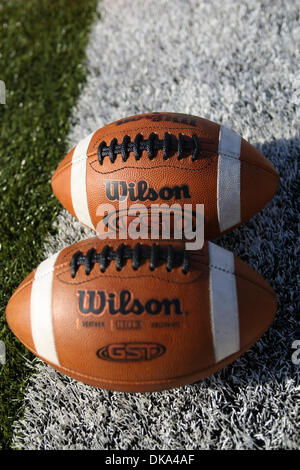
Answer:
[13,322,274,387]
[52,149,278,180]
[56,269,204,286]
[88,155,215,175]
[51,150,216,180]
[7,259,276,301]
[89,151,279,178]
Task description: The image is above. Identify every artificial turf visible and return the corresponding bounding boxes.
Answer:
[0,0,98,449]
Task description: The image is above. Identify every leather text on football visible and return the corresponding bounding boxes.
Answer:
[77,289,183,316]
[103,180,191,202]
[97,342,166,362]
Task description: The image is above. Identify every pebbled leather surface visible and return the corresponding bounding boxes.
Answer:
[6,238,277,392]
[51,113,279,240]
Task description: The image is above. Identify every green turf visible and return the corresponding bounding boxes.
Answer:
[0,0,98,449]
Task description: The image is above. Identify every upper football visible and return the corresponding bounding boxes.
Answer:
[51,112,278,239]
[6,238,277,392]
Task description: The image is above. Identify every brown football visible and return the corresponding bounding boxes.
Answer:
[6,238,277,392]
[51,112,278,239]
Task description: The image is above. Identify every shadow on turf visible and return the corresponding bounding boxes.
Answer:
[213,136,299,387]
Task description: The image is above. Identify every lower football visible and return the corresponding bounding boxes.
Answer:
[6,238,277,392]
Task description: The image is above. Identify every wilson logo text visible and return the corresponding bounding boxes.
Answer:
[77,290,183,316]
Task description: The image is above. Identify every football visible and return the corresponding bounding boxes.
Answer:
[51,112,278,239]
[6,238,277,392]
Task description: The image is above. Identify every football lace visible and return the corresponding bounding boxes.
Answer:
[70,243,190,277]
[97,132,201,164]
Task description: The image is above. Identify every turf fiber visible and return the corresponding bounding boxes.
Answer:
[0,0,98,449]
